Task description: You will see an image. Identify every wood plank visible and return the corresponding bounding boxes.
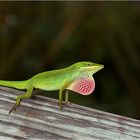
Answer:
[0,86,140,139]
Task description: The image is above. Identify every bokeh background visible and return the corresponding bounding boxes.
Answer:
[0,2,140,119]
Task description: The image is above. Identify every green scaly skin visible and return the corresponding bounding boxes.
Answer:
[0,61,104,114]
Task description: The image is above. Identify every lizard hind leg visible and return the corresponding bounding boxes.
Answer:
[9,86,33,114]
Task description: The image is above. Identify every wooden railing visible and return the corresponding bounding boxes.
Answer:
[0,86,140,139]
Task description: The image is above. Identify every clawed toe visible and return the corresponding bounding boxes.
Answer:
[63,101,71,105]
[9,104,19,114]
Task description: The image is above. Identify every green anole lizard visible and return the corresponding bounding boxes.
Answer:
[0,61,104,114]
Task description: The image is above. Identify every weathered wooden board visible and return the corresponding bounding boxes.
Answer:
[0,86,140,140]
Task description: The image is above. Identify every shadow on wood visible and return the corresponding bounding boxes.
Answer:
[0,86,140,139]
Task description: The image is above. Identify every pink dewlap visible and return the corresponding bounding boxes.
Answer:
[72,78,95,95]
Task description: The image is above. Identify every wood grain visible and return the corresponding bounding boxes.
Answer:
[0,86,140,140]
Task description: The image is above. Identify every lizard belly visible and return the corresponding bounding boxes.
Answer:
[67,76,95,95]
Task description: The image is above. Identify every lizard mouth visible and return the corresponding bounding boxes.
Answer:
[81,64,104,74]
[91,64,104,72]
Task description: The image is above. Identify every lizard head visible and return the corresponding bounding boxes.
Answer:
[67,61,104,95]
[74,61,104,75]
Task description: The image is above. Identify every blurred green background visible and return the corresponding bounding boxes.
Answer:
[0,2,140,119]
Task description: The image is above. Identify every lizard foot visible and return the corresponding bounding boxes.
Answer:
[9,97,21,114]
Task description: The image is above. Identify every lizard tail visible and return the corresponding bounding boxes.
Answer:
[0,80,28,89]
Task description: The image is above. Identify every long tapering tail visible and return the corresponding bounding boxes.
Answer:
[0,80,28,89]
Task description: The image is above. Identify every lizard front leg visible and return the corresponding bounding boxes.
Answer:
[59,81,72,110]
[59,89,63,110]
[65,90,69,104]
